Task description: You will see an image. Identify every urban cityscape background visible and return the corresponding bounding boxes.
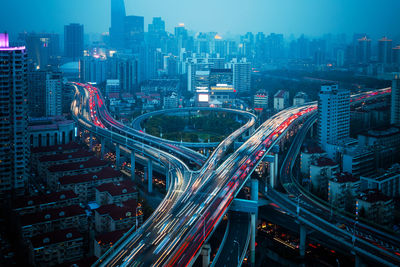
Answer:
[0,0,400,266]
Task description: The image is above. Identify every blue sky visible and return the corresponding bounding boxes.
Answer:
[1,0,399,38]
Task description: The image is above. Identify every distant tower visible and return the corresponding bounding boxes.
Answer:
[378,37,393,64]
[391,75,400,125]
[64,23,84,60]
[110,0,126,49]
[0,33,29,197]
[317,84,350,150]
[356,36,371,64]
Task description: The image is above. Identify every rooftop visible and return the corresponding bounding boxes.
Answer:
[20,205,85,226]
[39,150,93,163]
[31,142,82,154]
[96,180,137,196]
[360,126,400,138]
[13,190,78,210]
[47,157,107,173]
[274,90,288,98]
[331,172,360,183]
[96,200,139,220]
[95,229,127,245]
[303,145,325,154]
[30,228,83,248]
[357,189,392,203]
[59,167,122,185]
[313,157,337,167]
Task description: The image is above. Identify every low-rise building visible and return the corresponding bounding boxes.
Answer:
[328,172,360,211]
[28,228,84,266]
[273,90,289,111]
[356,189,394,226]
[95,180,138,206]
[94,229,127,258]
[46,157,108,190]
[20,205,87,238]
[13,190,79,215]
[310,157,339,196]
[293,91,309,106]
[342,146,375,178]
[31,142,82,163]
[37,150,94,178]
[94,199,142,233]
[300,146,327,176]
[59,167,124,203]
[28,117,75,148]
[360,164,400,198]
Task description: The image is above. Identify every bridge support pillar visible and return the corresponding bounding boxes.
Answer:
[166,164,171,190]
[250,179,258,267]
[89,133,93,150]
[100,137,105,159]
[265,155,276,189]
[130,152,135,181]
[355,254,365,267]
[115,145,120,169]
[272,145,279,179]
[146,159,153,193]
[299,224,306,258]
[201,243,211,267]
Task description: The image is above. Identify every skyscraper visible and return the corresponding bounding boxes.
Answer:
[356,36,371,64]
[64,23,84,60]
[378,37,393,64]
[149,17,165,34]
[230,58,251,94]
[110,0,126,49]
[0,33,29,197]
[45,72,63,116]
[124,15,144,50]
[318,84,350,151]
[28,70,47,117]
[391,75,400,125]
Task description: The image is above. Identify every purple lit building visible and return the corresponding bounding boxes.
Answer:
[0,33,29,197]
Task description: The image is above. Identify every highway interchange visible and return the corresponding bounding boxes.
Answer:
[70,83,399,266]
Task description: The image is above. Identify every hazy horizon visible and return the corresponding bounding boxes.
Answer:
[1,0,400,40]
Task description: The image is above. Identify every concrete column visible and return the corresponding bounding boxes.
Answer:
[115,145,120,169]
[250,213,256,267]
[89,133,93,149]
[355,254,364,267]
[265,155,275,189]
[250,179,258,267]
[166,169,170,190]
[100,137,105,158]
[147,159,153,193]
[201,243,211,267]
[299,224,306,258]
[130,152,135,181]
[274,153,278,179]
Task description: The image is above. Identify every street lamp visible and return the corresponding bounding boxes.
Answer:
[233,240,240,266]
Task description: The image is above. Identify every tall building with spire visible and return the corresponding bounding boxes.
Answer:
[110,0,126,49]
[0,33,29,197]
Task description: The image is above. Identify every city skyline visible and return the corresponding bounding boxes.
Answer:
[1,0,400,38]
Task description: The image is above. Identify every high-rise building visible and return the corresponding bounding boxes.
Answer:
[18,32,60,70]
[391,75,400,125]
[80,56,108,84]
[393,46,400,66]
[45,72,63,117]
[0,33,29,197]
[317,84,350,150]
[209,69,232,86]
[378,37,393,64]
[148,17,165,34]
[273,90,289,111]
[110,0,126,49]
[254,90,268,111]
[28,70,47,117]
[64,23,84,60]
[356,36,371,64]
[229,58,251,94]
[124,15,144,50]
[293,91,309,106]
